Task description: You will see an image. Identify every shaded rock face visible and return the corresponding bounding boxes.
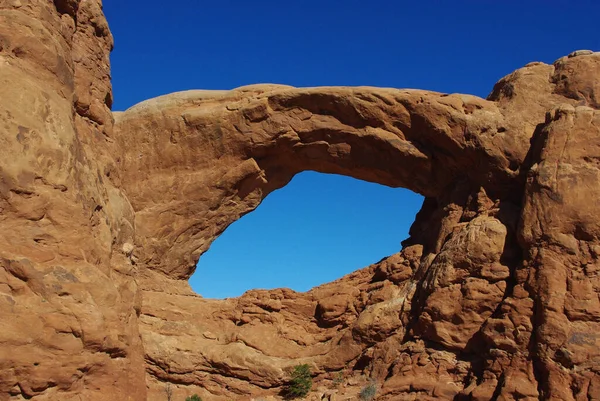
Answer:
[0,3,598,401]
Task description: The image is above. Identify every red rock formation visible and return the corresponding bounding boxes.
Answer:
[0,1,144,399]
[0,2,599,400]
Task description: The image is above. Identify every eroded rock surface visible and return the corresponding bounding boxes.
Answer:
[0,2,599,400]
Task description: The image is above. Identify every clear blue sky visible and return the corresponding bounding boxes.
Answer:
[104,1,599,298]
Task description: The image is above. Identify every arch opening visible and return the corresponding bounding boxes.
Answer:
[190,171,424,298]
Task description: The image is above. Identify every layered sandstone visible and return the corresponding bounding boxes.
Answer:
[0,2,599,400]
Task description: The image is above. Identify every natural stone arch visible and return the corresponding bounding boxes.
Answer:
[111,52,600,399]
[2,1,600,397]
[115,85,520,281]
[113,83,538,399]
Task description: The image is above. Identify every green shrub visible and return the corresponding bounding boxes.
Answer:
[333,370,344,387]
[359,381,377,400]
[185,395,202,401]
[286,364,312,398]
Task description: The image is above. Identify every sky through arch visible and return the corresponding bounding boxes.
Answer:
[190,172,424,299]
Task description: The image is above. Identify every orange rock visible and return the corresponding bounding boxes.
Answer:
[1,2,599,399]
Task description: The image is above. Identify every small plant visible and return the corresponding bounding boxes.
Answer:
[359,381,377,400]
[185,395,202,401]
[165,383,173,401]
[333,370,344,387]
[285,364,313,398]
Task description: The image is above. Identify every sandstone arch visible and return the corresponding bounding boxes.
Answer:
[1,1,600,400]
[114,85,519,281]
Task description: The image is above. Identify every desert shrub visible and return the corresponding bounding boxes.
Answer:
[333,370,344,387]
[165,383,173,401]
[185,395,202,401]
[286,364,312,398]
[359,381,377,400]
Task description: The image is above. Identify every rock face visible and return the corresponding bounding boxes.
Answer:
[0,2,599,400]
[0,1,145,400]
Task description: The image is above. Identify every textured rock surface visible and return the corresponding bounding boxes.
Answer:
[0,0,145,400]
[1,2,599,400]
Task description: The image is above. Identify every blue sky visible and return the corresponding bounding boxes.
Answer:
[104,1,599,298]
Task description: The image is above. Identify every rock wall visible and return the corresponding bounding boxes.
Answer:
[0,2,599,400]
[0,1,144,399]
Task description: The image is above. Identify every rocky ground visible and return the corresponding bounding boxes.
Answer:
[0,1,599,400]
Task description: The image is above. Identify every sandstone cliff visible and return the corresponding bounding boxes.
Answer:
[0,2,599,400]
